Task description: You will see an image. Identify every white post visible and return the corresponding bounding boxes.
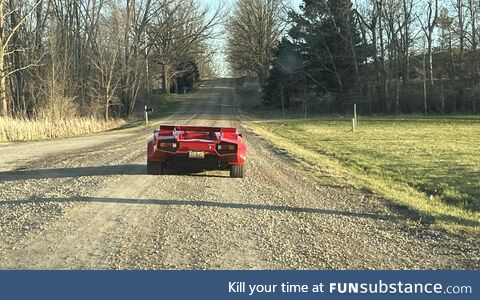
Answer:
[352,118,356,132]
[354,103,358,127]
[145,105,149,125]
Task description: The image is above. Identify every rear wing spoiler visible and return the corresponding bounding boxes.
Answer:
[159,125,237,133]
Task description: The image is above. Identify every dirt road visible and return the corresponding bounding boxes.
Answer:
[0,79,478,269]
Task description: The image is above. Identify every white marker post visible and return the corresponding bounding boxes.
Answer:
[354,103,358,128]
[145,105,149,125]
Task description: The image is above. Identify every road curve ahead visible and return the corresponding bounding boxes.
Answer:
[0,79,478,269]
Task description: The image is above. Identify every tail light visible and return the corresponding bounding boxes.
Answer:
[217,142,236,154]
[158,140,178,151]
[159,142,177,148]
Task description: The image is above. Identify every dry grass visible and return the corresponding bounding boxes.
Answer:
[0,117,126,142]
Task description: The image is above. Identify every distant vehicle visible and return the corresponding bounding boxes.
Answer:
[147,125,247,178]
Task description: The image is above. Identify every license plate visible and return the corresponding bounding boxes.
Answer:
[188,151,205,159]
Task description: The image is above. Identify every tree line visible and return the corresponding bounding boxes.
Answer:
[0,0,222,120]
[227,0,480,115]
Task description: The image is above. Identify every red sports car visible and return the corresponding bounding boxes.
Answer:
[147,125,247,177]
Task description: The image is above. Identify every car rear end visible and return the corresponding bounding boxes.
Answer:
[147,125,247,177]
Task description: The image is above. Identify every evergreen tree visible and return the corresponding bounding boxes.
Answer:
[263,0,369,111]
[263,38,302,107]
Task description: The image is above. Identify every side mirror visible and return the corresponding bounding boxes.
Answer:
[153,129,158,134]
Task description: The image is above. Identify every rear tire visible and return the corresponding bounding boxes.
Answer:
[147,160,164,175]
[229,164,245,178]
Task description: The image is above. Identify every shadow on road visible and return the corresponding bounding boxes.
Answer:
[0,164,231,181]
[0,165,146,181]
[0,196,401,222]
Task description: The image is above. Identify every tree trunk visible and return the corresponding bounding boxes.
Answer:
[0,51,7,116]
[347,18,362,102]
[395,49,400,113]
[457,0,465,111]
[0,73,7,117]
[402,0,411,85]
[448,28,454,78]
[9,0,25,115]
[440,76,445,114]
[428,38,434,87]
[378,0,388,113]
[425,0,438,88]
[372,12,380,113]
[162,64,170,93]
[173,78,178,94]
[453,84,457,114]
[280,83,284,118]
[423,37,428,115]
[470,0,477,112]
[302,76,307,119]
[0,2,7,117]
[105,102,109,121]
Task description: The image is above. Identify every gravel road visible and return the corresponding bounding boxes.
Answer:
[0,79,478,269]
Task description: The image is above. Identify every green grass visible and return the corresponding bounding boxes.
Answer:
[249,117,480,234]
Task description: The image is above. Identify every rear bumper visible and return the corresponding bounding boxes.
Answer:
[164,154,228,171]
[148,144,244,165]
[147,132,247,168]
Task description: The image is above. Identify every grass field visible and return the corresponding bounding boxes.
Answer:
[250,117,480,234]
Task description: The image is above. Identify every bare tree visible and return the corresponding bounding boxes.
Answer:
[455,0,466,76]
[419,0,438,87]
[118,0,154,116]
[356,0,380,113]
[451,0,467,111]
[400,0,413,85]
[0,0,43,116]
[226,0,286,86]
[149,0,224,93]
[468,0,477,112]
[438,8,454,78]
[91,3,123,120]
[1,0,221,119]
[377,0,390,111]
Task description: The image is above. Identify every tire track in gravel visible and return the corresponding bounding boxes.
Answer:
[0,78,478,269]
